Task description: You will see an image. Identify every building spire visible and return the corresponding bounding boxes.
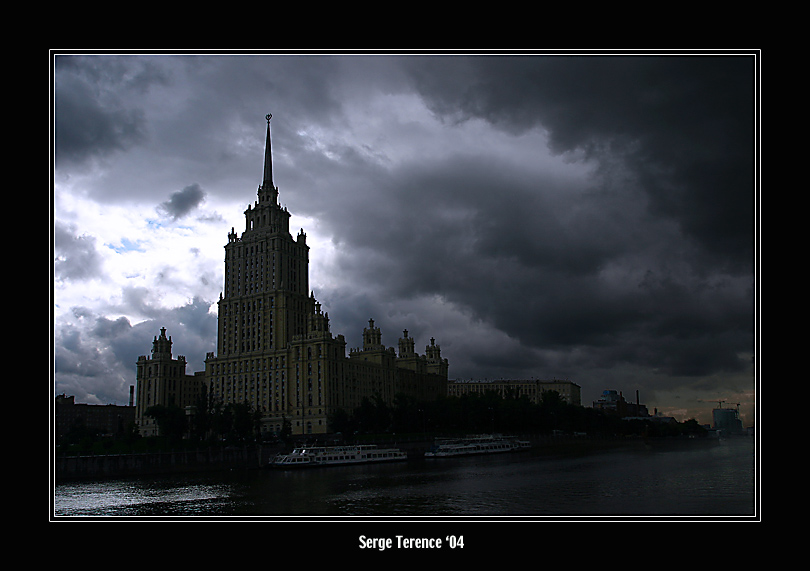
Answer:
[263,113,274,189]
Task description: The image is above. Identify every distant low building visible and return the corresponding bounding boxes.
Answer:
[593,389,649,418]
[713,405,744,435]
[447,378,581,406]
[55,394,136,440]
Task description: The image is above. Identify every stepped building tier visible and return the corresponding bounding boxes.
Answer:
[135,115,448,437]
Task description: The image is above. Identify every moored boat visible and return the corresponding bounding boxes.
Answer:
[424,434,530,457]
[270,444,408,469]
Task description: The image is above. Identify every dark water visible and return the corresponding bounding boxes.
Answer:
[53,437,756,519]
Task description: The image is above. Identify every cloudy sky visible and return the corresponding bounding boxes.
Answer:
[52,51,758,426]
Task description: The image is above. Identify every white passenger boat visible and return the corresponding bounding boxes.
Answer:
[271,444,408,468]
[424,434,529,457]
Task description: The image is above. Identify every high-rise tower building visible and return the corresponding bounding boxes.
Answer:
[217,114,312,356]
[143,114,451,437]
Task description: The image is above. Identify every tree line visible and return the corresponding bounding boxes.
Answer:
[328,390,707,439]
[58,388,708,456]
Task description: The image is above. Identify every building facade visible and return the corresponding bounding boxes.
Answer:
[55,394,136,440]
[712,405,743,434]
[447,378,581,406]
[592,389,649,418]
[135,327,205,437]
[135,115,448,437]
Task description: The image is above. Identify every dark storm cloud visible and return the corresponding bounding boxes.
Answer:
[402,55,755,270]
[54,56,163,168]
[157,183,206,219]
[294,54,755,386]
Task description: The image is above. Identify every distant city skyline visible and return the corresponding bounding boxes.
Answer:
[52,51,758,426]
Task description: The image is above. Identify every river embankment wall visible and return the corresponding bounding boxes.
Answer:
[54,434,644,482]
[54,445,279,481]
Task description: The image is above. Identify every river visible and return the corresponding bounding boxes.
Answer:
[52,436,756,520]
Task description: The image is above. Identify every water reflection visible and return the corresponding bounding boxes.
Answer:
[54,438,755,518]
[54,478,239,516]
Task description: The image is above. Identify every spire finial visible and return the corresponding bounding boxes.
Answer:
[262,113,274,189]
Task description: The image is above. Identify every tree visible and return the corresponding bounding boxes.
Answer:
[328,408,352,435]
[353,394,391,434]
[229,402,261,442]
[188,387,216,442]
[144,404,186,441]
[279,416,292,443]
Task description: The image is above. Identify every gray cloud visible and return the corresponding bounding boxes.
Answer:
[54,221,104,281]
[157,183,206,220]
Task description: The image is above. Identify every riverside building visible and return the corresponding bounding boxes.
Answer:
[135,327,205,437]
[135,115,448,437]
[447,378,581,406]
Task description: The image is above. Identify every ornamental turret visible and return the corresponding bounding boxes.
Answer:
[362,318,384,350]
[151,327,173,360]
